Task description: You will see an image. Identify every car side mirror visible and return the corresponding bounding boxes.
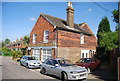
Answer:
[55,64,59,67]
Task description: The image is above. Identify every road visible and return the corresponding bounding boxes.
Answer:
[1,56,116,81]
[2,56,57,81]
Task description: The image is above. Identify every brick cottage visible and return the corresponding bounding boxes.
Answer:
[29,2,97,63]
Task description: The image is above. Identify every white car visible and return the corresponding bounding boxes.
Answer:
[20,55,41,68]
[40,58,88,81]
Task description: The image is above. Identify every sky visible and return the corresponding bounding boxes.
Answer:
[2,1,118,42]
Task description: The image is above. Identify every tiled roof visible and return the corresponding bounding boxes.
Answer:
[41,13,92,35]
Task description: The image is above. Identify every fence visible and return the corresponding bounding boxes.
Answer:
[109,48,120,81]
[118,57,120,81]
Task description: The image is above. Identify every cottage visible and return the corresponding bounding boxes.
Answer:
[29,2,97,63]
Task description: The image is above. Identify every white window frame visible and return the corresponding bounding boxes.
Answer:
[44,31,49,43]
[33,34,37,44]
[80,34,84,44]
[81,50,89,58]
[33,49,40,60]
[42,49,52,62]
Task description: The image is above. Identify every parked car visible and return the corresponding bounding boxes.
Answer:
[20,55,41,68]
[75,58,101,73]
[40,58,88,81]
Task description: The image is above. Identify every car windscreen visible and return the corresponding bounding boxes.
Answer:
[58,59,73,66]
[28,57,36,60]
[78,58,91,63]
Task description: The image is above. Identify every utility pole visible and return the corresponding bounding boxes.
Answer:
[118,2,120,81]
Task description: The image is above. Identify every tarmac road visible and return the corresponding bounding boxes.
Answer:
[2,56,56,81]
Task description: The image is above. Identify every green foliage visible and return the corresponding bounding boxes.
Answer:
[97,17,111,45]
[5,38,10,45]
[12,50,23,59]
[20,47,26,55]
[99,31,118,51]
[23,35,30,46]
[97,17,111,33]
[112,9,119,23]
[2,47,13,56]
[0,41,5,47]
[1,47,23,58]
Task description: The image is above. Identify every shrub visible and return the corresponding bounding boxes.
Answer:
[2,47,13,56]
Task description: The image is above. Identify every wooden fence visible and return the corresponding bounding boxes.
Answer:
[109,48,120,81]
[118,57,120,81]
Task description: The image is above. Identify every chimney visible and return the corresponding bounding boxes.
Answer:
[66,2,74,28]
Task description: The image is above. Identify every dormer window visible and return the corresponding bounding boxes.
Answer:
[80,34,84,44]
[33,34,37,44]
[44,31,49,43]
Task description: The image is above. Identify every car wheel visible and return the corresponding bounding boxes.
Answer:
[26,63,29,69]
[61,72,68,81]
[20,61,23,66]
[87,67,91,74]
[40,68,46,75]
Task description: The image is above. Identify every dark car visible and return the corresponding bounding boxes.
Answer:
[75,58,101,73]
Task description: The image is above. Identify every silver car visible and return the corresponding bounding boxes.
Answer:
[40,58,88,80]
[20,55,41,68]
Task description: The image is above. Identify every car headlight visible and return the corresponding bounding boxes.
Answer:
[70,71,78,74]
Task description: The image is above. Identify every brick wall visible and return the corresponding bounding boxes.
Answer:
[30,15,56,46]
[57,30,97,49]
[57,47,95,63]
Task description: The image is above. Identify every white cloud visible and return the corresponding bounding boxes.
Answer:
[29,17,36,21]
[88,8,92,12]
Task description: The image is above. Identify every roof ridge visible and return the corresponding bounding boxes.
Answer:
[40,13,66,22]
[40,13,85,26]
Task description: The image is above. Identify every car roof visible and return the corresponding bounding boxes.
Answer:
[23,55,34,57]
[80,58,93,59]
[46,58,65,61]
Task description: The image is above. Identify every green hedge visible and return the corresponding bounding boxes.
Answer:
[2,47,13,56]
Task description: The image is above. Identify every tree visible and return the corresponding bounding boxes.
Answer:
[97,17,111,45]
[23,35,30,46]
[5,38,10,45]
[99,31,118,51]
[112,9,119,24]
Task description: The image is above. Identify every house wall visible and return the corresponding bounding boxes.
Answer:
[30,15,56,46]
[29,15,97,63]
[57,30,97,48]
[29,15,57,61]
[57,30,97,63]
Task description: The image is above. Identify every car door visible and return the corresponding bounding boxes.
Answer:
[45,59,54,74]
[20,56,26,66]
[51,60,61,77]
[22,56,27,66]
[90,59,97,70]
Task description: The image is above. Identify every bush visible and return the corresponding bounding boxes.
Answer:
[2,47,13,56]
[12,50,23,60]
